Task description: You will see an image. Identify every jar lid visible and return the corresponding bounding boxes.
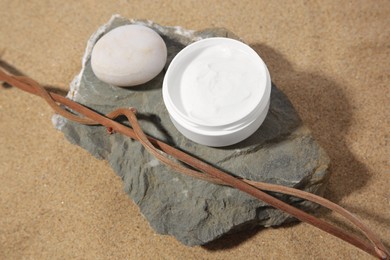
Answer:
[163,37,271,146]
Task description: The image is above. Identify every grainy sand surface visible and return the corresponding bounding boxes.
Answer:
[0,1,389,259]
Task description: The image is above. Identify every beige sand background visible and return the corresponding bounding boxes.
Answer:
[0,1,389,259]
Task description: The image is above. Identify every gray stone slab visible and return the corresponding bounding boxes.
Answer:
[53,15,330,246]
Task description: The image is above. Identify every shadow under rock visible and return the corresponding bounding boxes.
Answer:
[123,68,165,92]
[203,226,265,251]
[251,43,371,206]
[202,43,374,251]
[203,221,301,251]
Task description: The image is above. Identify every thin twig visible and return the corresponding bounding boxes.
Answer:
[0,68,388,259]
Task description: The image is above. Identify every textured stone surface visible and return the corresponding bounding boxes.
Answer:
[53,15,330,246]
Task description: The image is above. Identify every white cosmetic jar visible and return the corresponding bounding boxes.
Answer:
[163,37,271,147]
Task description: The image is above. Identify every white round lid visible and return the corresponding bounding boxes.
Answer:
[163,38,270,128]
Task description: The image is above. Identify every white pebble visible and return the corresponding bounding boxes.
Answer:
[91,24,167,87]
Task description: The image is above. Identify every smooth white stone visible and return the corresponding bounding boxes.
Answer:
[91,24,167,87]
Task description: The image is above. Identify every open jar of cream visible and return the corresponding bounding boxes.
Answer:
[163,37,271,147]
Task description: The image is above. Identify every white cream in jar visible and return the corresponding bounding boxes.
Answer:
[163,38,271,147]
[180,45,262,126]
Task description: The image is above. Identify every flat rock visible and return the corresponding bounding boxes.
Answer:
[53,15,330,246]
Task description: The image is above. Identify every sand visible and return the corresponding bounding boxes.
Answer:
[0,1,389,259]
